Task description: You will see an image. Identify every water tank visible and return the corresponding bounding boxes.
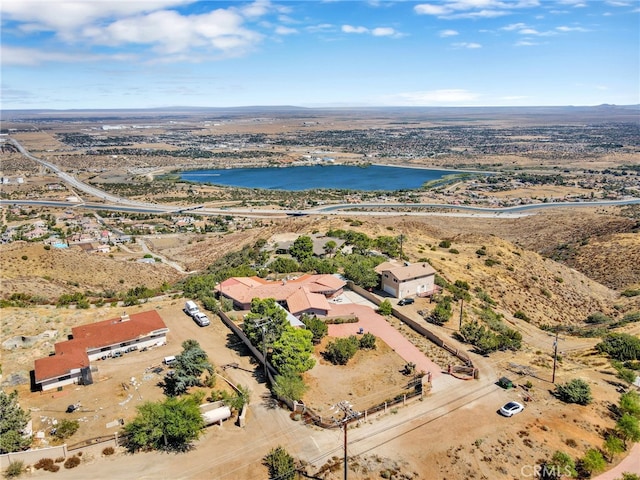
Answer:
[201,406,231,426]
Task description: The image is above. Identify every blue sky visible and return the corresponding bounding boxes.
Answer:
[2,0,639,109]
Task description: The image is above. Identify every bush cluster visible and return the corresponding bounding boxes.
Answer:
[34,458,60,472]
[323,334,377,365]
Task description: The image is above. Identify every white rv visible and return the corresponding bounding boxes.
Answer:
[184,300,200,317]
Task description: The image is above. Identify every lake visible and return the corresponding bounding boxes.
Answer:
[180,165,463,191]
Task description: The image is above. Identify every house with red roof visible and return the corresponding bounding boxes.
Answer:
[215,274,345,318]
[34,310,169,391]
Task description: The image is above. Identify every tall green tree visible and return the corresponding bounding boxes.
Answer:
[616,413,640,447]
[263,446,296,480]
[301,314,328,344]
[0,390,31,454]
[603,435,625,463]
[271,328,316,375]
[289,235,314,261]
[579,449,606,476]
[163,340,214,396]
[124,396,204,452]
[272,372,308,402]
[619,391,640,418]
[243,298,289,350]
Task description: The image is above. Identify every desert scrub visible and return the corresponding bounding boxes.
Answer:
[64,456,81,469]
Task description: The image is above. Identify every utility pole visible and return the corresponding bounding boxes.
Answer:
[332,401,360,480]
[552,330,559,384]
[255,318,273,383]
[459,297,464,329]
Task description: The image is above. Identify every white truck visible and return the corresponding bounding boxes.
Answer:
[184,300,200,317]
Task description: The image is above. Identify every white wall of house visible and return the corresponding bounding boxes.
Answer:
[86,334,167,361]
[40,369,82,392]
[382,273,435,299]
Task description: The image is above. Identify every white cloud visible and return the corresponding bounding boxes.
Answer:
[341,25,401,37]
[391,89,481,104]
[342,25,369,34]
[439,29,459,37]
[515,39,539,46]
[372,27,397,37]
[1,0,194,36]
[556,25,588,32]
[2,0,275,59]
[502,22,528,31]
[1,45,135,66]
[414,0,540,19]
[275,26,298,35]
[306,23,335,33]
[452,42,482,48]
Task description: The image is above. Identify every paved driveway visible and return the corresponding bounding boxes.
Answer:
[327,303,444,381]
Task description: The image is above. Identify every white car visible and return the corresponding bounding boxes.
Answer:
[500,401,524,417]
[192,312,210,327]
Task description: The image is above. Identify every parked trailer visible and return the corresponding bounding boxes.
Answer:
[201,406,231,426]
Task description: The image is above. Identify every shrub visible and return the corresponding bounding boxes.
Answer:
[21,255,28,261]
[586,312,611,324]
[34,458,54,470]
[377,299,393,316]
[54,419,79,439]
[555,379,592,405]
[64,456,81,469]
[102,446,115,456]
[484,258,500,267]
[324,336,359,365]
[596,333,640,361]
[263,446,296,480]
[514,310,530,322]
[4,461,23,478]
[359,333,376,350]
[475,248,487,256]
[438,240,451,248]
[448,248,459,254]
[579,449,606,476]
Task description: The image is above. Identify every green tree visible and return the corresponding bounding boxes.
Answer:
[618,473,640,480]
[619,391,640,418]
[301,314,328,344]
[323,240,337,257]
[243,298,289,350]
[272,372,308,402]
[541,451,577,480]
[163,340,214,396]
[554,378,592,405]
[374,235,400,258]
[124,396,204,452]
[324,336,359,365]
[271,328,316,375]
[269,257,300,274]
[289,235,314,261]
[596,333,640,361]
[603,435,625,462]
[263,446,296,480]
[0,390,31,454]
[342,255,379,289]
[616,413,640,447]
[53,419,79,440]
[579,449,606,476]
[430,297,452,325]
[359,332,377,350]
[377,299,393,316]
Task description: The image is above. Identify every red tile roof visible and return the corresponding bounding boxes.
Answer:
[34,310,168,383]
[217,274,345,307]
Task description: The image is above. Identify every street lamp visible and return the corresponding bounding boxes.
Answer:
[331,400,361,480]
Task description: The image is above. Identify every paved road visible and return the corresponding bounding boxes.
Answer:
[8,138,640,219]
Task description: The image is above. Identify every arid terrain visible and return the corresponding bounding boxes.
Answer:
[1,108,639,479]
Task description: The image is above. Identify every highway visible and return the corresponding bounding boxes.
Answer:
[5,138,640,219]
